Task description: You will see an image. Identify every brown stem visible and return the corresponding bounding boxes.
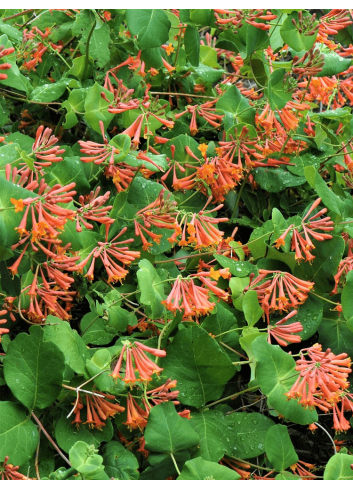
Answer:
[154,247,233,264]
[3,9,34,21]
[31,412,71,467]
[150,91,216,99]
[220,342,249,360]
[35,428,41,480]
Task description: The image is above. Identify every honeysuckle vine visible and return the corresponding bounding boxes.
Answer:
[1,7,353,481]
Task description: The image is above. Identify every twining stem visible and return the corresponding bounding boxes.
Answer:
[3,9,35,21]
[309,290,338,306]
[231,176,248,219]
[226,455,274,472]
[83,20,96,80]
[154,231,273,264]
[220,342,249,360]
[150,91,216,99]
[62,384,105,398]
[314,422,337,455]
[170,453,181,476]
[204,385,259,409]
[31,412,71,466]
[53,467,78,480]
[35,428,41,480]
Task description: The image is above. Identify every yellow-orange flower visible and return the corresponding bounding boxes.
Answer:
[198,143,208,157]
[10,198,24,212]
[165,43,175,56]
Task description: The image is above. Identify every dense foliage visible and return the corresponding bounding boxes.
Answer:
[1,7,353,481]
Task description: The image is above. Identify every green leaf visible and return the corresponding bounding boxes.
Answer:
[246,23,269,56]
[324,453,353,480]
[3,325,65,410]
[69,441,105,479]
[84,82,114,134]
[265,69,293,110]
[178,457,240,480]
[127,176,165,208]
[184,25,200,66]
[225,412,275,459]
[295,295,323,341]
[319,310,353,360]
[126,9,171,49]
[280,13,317,51]
[255,167,306,192]
[55,416,113,454]
[341,270,353,320]
[243,290,263,327]
[86,349,125,396]
[43,315,90,376]
[46,156,90,194]
[137,259,167,319]
[202,303,239,353]
[0,19,22,42]
[189,411,230,462]
[304,166,343,216]
[0,401,39,466]
[316,43,352,77]
[216,85,255,127]
[89,23,111,68]
[294,236,344,293]
[62,88,87,128]
[192,63,223,83]
[0,177,36,248]
[30,79,69,102]
[102,441,139,480]
[240,327,266,382]
[252,336,318,424]
[161,327,235,408]
[110,134,131,162]
[214,254,256,277]
[80,312,115,346]
[144,402,199,462]
[275,472,301,480]
[67,57,91,81]
[189,9,212,26]
[229,276,250,310]
[199,45,219,68]
[0,34,29,93]
[265,424,298,472]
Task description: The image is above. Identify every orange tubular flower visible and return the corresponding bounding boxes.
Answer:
[267,309,303,346]
[133,189,178,249]
[124,379,181,431]
[162,276,213,317]
[0,45,15,80]
[290,461,317,480]
[162,269,229,318]
[75,187,114,232]
[275,199,334,263]
[1,456,31,480]
[333,255,353,294]
[285,344,352,408]
[220,457,251,480]
[125,394,149,430]
[175,100,224,135]
[170,198,228,249]
[71,391,125,430]
[246,270,315,322]
[102,72,140,113]
[0,309,9,341]
[11,180,76,246]
[110,341,166,383]
[75,226,140,283]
